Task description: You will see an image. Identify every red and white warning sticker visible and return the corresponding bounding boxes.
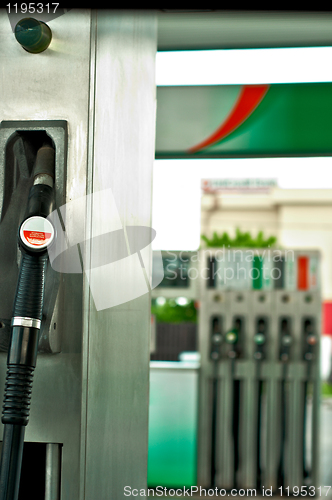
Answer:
[20,216,55,250]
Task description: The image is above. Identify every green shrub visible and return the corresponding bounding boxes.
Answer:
[151,299,198,324]
[201,228,277,248]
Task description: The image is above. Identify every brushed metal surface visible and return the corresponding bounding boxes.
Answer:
[82,10,157,500]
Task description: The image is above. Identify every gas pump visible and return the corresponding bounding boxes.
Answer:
[0,9,157,500]
[198,248,321,494]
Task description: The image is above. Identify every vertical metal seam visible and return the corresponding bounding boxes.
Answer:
[79,9,98,500]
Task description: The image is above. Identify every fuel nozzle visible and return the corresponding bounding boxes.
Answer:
[304,319,317,361]
[225,322,240,359]
[254,318,267,360]
[0,138,56,499]
[279,318,292,362]
[33,140,55,187]
[225,329,238,345]
[210,316,223,361]
[19,141,55,254]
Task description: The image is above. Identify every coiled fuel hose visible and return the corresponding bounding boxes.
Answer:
[0,141,55,500]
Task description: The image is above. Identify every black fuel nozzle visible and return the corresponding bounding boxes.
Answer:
[2,141,55,422]
[0,141,56,500]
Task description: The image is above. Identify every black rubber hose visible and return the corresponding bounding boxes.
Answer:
[0,253,47,500]
[2,365,34,427]
[1,252,47,427]
[0,425,25,500]
[12,253,47,320]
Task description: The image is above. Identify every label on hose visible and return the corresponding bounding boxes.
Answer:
[20,216,55,250]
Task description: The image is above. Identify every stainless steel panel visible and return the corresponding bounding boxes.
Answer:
[82,10,157,500]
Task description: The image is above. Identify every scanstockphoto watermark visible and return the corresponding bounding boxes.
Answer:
[45,189,164,311]
[166,261,283,283]
[163,248,295,264]
[124,486,258,497]
[161,248,295,284]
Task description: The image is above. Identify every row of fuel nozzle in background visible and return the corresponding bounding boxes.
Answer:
[210,317,318,362]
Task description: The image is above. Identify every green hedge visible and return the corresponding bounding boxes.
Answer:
[201,228,277,248]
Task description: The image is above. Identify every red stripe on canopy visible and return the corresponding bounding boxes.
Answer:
[188,84,270,154]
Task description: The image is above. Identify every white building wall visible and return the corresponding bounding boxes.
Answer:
[201,189,332,300]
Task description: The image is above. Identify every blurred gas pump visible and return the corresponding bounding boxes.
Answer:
[198,249,321,493]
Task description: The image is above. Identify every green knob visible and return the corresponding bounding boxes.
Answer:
[254,333,265,345]
[15,18,52,54]
[226,330,238,344]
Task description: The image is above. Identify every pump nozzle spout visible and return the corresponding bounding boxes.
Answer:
[33,143,55,188]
